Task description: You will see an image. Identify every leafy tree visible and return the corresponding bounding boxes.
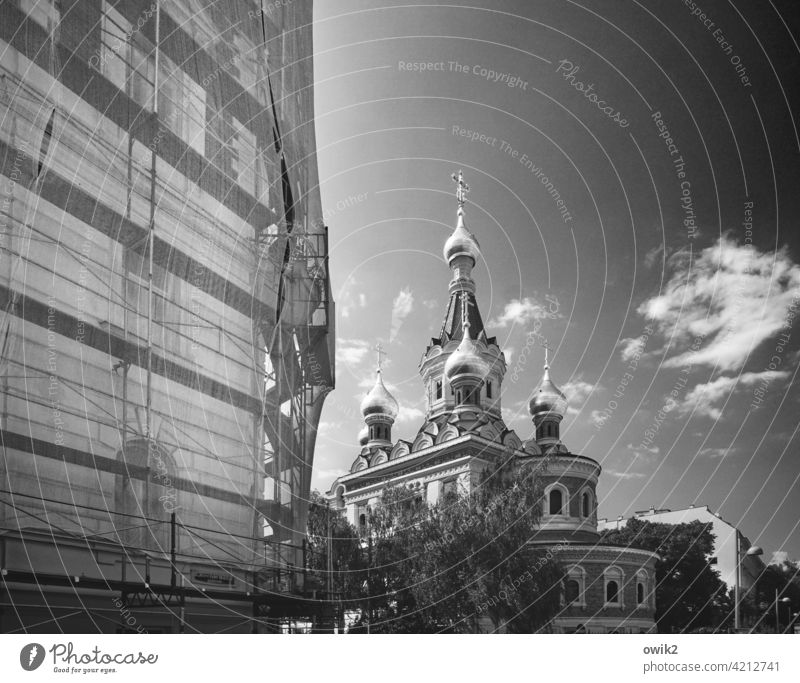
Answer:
[600,518,729,632]
[306,491,364,612]
[353,459,564,633]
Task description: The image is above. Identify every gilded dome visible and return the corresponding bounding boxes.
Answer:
[443,209,481,266]
[529,364,568,417]
[360,370,399,419]
[444,322,490,383]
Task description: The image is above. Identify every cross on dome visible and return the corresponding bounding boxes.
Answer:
[451,170,470,209]
[375,342,386,372]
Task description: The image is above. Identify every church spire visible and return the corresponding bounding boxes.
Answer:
[360,343,399,448]
[443,170,480,296]
[530,351,568,450]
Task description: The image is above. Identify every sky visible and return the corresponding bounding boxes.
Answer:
[309,0,800,560]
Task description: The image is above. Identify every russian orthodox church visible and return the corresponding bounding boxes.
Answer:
[326,173,657,633]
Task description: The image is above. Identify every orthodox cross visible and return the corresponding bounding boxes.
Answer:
[540,339,551,366]
[375,342,386,372]
[452,170,470,209]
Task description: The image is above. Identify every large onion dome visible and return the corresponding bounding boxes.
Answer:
[445,321,490,384]
[529,364,568,417]
[360,370,399,419]
[443,209,481,266]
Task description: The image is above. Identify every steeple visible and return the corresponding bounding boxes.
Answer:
[443,170,481,296]
[418,173,506,420]
[444,292,490,408]
[360,343,399,448]
[530,351,568,449]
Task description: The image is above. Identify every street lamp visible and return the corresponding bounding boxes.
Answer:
[735,543,763,631]
[775,594,791,634]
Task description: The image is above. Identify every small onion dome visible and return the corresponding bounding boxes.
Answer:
[444,321,490,383]
[360,370,399,419]
[358,425,369,446]
[529,364,568,417]
[443,209,481,266]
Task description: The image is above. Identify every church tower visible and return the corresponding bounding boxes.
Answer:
[327,173,658,633]
[359,345,399,449]
[418,171,506,421]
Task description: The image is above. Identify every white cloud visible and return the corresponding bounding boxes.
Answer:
[589,409,608,428]
[698,447,729,458]
[618,336,646,363]
[336,338,371,366]
[396,405,425,423]
[638,236,800,371]
[605,469,646,480]
[489,297,556,328]
[389,287,414,342]
[503,346,515,364]
[562,379,596,405]
[337,276,367,319]
[561,379,597,415]
[677,370,790,420]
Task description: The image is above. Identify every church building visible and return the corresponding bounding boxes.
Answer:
[326,173,657,633]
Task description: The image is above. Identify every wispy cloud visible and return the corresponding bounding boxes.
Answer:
[605,469,646,480]
[618,336,647,363]
[337,276,367,319]
[698,447,730,458]
[562,379,598,415]
[396,405,425,423]
[677,370,790,420]
[389,286,414,342]
[336,338,372,366]
[638,236,800,371]
[488,297,557,328]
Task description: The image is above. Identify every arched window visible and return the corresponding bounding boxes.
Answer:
[582,491,591,518]
[636,570,648,606]
[435,380,442,399]
[549,488,563,515]
[486,381,493,399]
[565,579,580,604]
[604,566,624,606]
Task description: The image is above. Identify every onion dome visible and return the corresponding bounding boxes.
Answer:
[358,425,369,446]
[445,320,490,384]
[529,363,568,417]
[443,209,481,266]
[360,369,399,419]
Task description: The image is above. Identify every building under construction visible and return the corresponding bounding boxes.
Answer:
[0,0,334,633]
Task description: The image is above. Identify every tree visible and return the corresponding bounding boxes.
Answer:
[355,459,564,633]
[306,491,364,614]
[600,518,729,632]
